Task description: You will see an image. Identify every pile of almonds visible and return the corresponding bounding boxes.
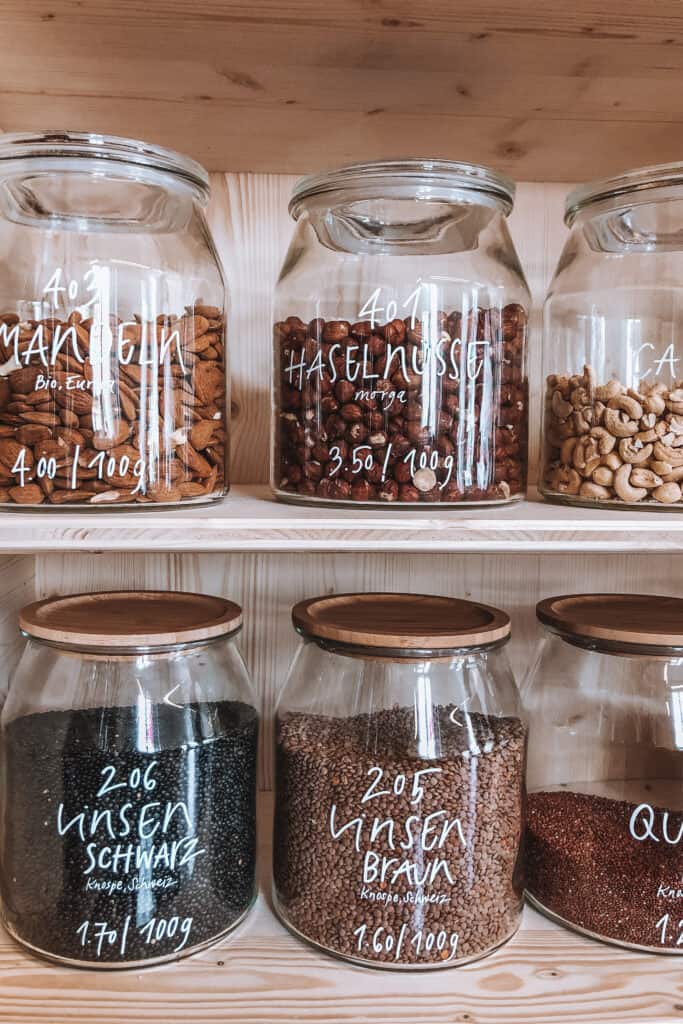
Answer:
[543,366,683,505]
[0,305,227,506]
[274,305,528,504]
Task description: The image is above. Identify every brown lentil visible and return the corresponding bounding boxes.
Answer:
[273,705,526,968]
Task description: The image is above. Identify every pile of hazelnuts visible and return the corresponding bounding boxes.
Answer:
[274,304,527,504]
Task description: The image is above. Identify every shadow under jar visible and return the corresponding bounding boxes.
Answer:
[541,163,683,510]
[272,160,530,506]
[0,591,259,968]
[273,592,527,969]
[523,593,683,953]
[0,131,228,508]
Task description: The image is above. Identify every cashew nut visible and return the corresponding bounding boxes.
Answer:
[573,437,601,477]
[551,466,581,495]
[573,409,592,434]
[651,459,673,476]
[618,438,653,465]
[604,407,638,438]
[653,482,682,504]
[560,436,578,464]
[630,468,662,489]
[640,412,657,429]
[590,426,617,454]
[608,394,644,420]
[667,388,683,415]
[592,466,614,487]
[635,429,658,444]
[571,386,591,409]
[669,414,683,435]
[662,466,683,482]
[594,379,622,402]
[654,440,683,466]
[551,390,573,419]
[613,463,647,503]
[601,451,622,471]
[579,482,612,500]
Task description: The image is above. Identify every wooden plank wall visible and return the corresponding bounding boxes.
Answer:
[3,1,683,179]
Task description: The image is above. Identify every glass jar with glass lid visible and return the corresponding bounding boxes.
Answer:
[541,163,683,509]
[273,592,526,968]
[0,590,258,967]
[272,159,530,506]
[0,131,228,508]
[524,593,683,953]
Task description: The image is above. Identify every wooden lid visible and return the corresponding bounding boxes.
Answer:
[292,593,510,651]
[20,591,242,648]
[537,593,683,649]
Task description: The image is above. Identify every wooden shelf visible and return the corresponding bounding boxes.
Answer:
[0,794,678,1024]
[3,486,683,554]
[4,1,683,180]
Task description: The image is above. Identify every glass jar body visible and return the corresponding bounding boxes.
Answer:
[272,639,526,968]
[0,634,258,967]
[523,632,683,952]
[272,180,530,506]
[541,186,683,510]
[0,133,228,509]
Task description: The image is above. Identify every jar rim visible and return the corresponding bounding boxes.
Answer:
[565,161,683,224]
[0,130,210,198]
[289,158,515,218]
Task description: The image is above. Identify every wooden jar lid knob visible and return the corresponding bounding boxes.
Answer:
[20,590,242,648]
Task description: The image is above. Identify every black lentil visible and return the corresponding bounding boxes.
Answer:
[0,699,258,966]
[273,705,526,968]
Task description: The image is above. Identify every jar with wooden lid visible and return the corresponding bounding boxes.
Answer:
[524,593,683,953]
[0,590,258,967]
[272,159,530,507]
[0,131,228,508]
[541,164,683,510]
[273,592,526,969]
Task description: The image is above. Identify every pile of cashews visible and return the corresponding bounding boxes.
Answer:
[543,365,683,505]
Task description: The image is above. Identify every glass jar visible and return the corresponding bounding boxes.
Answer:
[272,160,530,506]
[0,591,258,967]
[524,593,683,953]
[541,163,683,510]
[0,131,228,508]
[272,592,526,968]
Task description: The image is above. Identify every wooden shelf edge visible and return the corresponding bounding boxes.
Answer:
[1,486,683,554]
[0,793,678,1024]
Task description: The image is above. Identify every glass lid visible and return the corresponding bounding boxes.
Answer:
[565,162,683,224]
[0,130,210,196]
[289,158,515,218]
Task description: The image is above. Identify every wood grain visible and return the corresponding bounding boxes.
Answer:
[0,795,679,1024]
[2,3,683,179]
[291,592,510,649]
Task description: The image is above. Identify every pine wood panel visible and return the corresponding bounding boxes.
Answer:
[206,176,569,486]
[0,556,34,701]
[5,485,683,553]
[0,795,678,1024]
[2,2,683,178]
